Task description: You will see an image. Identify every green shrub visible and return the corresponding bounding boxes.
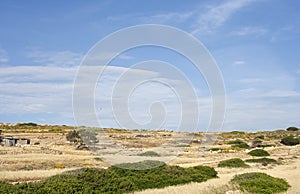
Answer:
[245,157,277,164]
[227,139,244,145]
[94,157,103,161]
[0,161,217,193]
[209,147,223,151]
[229,131,246,134]
[17,122,38,126]
[231,172,290,193]
[227,139,250,149]
[255,135,264,139]
[248,149,270,157]
[138,151,160,157]
[281,136,300,146]
[66,130,81,143]
[257,144,276,148]
[218,158,250,168]
[115,160,164,170]
[251,138,263,148]
[175,144,190,147]
[286,126,299,131]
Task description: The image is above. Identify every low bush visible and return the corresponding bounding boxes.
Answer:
[286,126,299,131]
[257,144,276,148]
[0,161,217,193]
[115,160,164,170]
[175,144,190,147]
[248,149,270,157]
[228,131,246,134]
[137,151,160,157]
[255,135,264,139]
[245,157,277,164]
[281,136,300,146]
[231,172,290,193]
[251,138,263,148]
[66,130,81,143]
[227,139,250,149]
[218,158,249,168]
[209,147,223,152]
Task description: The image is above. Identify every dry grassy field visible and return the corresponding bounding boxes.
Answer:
[0,124,299,193]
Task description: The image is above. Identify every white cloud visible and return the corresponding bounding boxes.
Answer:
[0,65,76,118]
[26,49,83,66]
[223,86,300,131]
[0,65,77,83]
[239,78,263,84]
[231,26,268,36]
[192,0,255,34]
[1,64,298,131]
[113,0,256,35]
[90,65,206,131]
[221,71,300,131]
[0,49,9,63]
[1,64,207,131]
[233,60,245,65]
[118,53,134,60]
[139,12,195,24]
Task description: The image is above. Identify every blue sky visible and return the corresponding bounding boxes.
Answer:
[0,0,299,131]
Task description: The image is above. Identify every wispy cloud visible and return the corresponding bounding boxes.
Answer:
[0,65,77,115]
[26,49,83,66]
[139,12,195,24]
[231,26,268,36]
[192,0,255,34]
[224,86,300,131]
[233,60,245,65]
[108,0,256,35]
[0,49,9,63]
[239,78,264,84]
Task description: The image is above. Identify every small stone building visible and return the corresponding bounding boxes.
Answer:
[2,137,30,146]
[3,137,18,146]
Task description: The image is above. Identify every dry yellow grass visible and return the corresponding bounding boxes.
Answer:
[0,168,79,182]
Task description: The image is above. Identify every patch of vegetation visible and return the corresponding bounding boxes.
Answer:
[255,135,264,139]
[281,136,300,146]
[0,161,217,193]
[257,144,276,148]
[209,147,223,151]
[137,151,160,157]
[251,138,263,148]
[66,130,81,143]
[231,172,290,194]
[94,157,103,161]
[0,123,77,133]
[228,139,250,149]
[245,157,277,164]
[115,160,164,170]
[248,149,270,157]
[175,144,190,147]
[16,122,38,126]
[286,126,299,131]
[228,131,246,134]
[218,158,250,168]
